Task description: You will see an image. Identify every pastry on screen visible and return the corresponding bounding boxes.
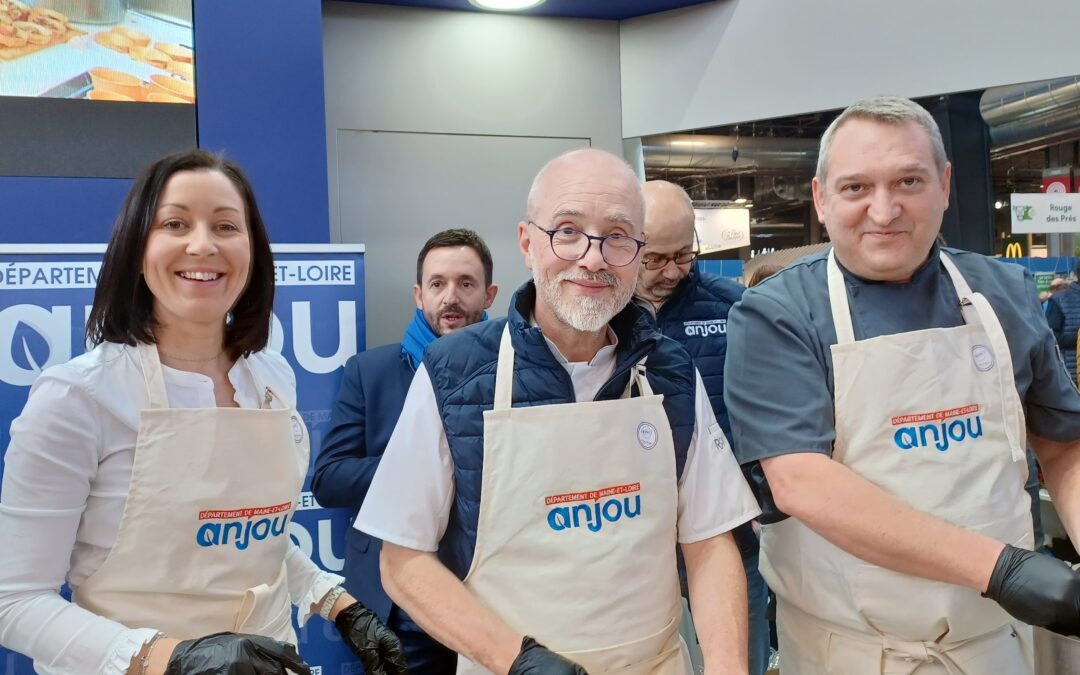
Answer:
[156,42,192,63]
[113,24,150,47]
[12,20,48,44]
[96,30,133,53]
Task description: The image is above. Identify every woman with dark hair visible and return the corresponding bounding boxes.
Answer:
[0,150,405,675]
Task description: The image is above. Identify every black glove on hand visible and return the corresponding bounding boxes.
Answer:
[984,544,1080,637]
[165,632,311,675]
[334,601,408,675]
[507,636,589,675]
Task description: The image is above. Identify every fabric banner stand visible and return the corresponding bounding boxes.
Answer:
[0,244,366,675]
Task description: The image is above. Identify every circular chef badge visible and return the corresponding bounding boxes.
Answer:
[971,345,995,372]
[637,421,658,450]
[291,415,305,444]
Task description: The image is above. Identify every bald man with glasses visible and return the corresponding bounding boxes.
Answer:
[356,149,759,675]
[634,180,769,675]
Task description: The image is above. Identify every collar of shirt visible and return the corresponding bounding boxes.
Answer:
[530,317,619,402]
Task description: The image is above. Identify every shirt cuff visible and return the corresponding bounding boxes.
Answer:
[677,508,761,545]
[102,628,160,675]
[295,571,345,628]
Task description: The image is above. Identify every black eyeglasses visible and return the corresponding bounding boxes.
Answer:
[529,221,646,268]
[641,250,698,270]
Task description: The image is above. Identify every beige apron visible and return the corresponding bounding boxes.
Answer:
[456,326,692,675]
[760,251,1035,675]
[73,343,309,643]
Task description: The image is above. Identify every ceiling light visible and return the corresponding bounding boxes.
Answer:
[469,0,546,11]
[670,140,706,147]
[734,197,749,204]
[994,200,1005,210]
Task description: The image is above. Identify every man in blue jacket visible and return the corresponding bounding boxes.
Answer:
[312,228,498,673]
[634,180,769,675]
[1046,264,1080,383]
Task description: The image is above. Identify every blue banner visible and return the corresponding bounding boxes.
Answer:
[0,244,365,675]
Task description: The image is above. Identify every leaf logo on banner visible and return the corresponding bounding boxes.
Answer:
[0,305,70,387]
[11,321,50,375]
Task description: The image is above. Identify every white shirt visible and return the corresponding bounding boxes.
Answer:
[357,338,761,551]
[0,342,342,675]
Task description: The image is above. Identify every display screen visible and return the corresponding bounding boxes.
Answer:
[1,0,193,103]
[0,0,197,178]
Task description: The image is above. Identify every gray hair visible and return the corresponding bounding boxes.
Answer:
[816,96,948,184]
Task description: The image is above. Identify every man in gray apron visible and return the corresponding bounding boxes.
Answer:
[357,148,761,674]
[724,96,1080,674]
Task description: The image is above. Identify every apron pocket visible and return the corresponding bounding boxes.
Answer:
[825,629,886,675]
[234,565,293,642]
[559,616,688,674]
[949,623,1033,674]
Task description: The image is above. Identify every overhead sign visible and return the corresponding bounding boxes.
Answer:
[694,208,750,252]
[1010,193,1080,233]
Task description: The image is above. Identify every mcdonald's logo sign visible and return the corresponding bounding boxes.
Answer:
[1004,242,1024,258]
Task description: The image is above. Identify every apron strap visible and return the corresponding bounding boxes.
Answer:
[135,342,170,410]
[940,253,1027,462]
[826,249,857,345]
[621,358,653,398]
[493,325,515,411]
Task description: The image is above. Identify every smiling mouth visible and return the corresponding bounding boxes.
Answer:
[177,271,222,281]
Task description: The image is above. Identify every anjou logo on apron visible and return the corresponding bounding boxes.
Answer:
[891,404,984,453]
[545,482,642,533]
[196,501,292,550]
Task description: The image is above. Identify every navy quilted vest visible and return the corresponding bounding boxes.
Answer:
[423,282,697,579]
[1055,284,1080,380]
[652,266,744,436]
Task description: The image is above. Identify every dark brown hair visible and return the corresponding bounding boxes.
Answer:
[415,228,494,285]
[86,149,275,359]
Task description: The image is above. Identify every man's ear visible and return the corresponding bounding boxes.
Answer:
[412,284,423,311]
[518,221,533,270]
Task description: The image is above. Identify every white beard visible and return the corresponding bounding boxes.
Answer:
[534,267,634,333]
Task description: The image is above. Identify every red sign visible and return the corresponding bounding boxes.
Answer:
[1043,172,1075,194]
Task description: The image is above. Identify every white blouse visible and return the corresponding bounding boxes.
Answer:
[0,342,342,675]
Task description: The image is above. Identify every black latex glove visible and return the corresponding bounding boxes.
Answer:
[984,544,1080,637]
[334,601,408,675]
[508,636,589,675]
[165,632,311,675]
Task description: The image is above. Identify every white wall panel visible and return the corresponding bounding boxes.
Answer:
[621,0,1080,137]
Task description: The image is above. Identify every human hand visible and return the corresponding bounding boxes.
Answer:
[334,601,408,675]
[507,636,588,674]
[164,632,311,675]
[985,544,1080,637]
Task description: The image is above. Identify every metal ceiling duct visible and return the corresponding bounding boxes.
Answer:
[642,134,818,175]
[980,76,1080,153]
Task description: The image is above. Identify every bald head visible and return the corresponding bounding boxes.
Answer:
[636,181,698,305]
[642,180,696,245]
[526,148,645,233]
